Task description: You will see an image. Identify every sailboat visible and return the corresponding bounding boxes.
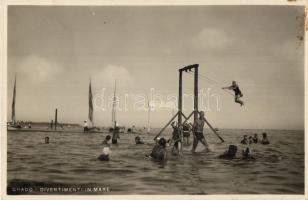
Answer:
[111,80,121,143]
[109,80,117,133]
[8,74,22,130]
[11,74,16,126]
[88,79,94,127]
[84,79,100,133]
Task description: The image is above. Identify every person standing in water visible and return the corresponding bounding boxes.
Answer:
[170,121,181,155]
[83,120,89,132]
[112,126,120,144]
[191,111,210,153]
[222,81,244,106]
[182,122,191,146]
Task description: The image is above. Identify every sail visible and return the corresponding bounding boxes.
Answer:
[88,80,93,124]
[11,75,16,124]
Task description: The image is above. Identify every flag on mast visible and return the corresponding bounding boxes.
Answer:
[11,74,16,124]
[88,80,94,125]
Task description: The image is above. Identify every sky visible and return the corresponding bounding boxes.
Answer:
[7,6,305,130]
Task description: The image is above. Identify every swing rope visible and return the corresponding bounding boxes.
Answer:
[186,71,235,97]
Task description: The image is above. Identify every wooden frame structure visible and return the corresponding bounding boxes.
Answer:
[154,64,224,149]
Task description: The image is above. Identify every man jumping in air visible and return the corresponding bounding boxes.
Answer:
[222,81,244,106]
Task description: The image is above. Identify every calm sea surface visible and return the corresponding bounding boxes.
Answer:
[7,128,304,194]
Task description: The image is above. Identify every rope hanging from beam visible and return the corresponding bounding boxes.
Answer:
[186,71,235,97]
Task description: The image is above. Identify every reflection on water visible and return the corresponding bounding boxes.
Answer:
[7,129,304,194]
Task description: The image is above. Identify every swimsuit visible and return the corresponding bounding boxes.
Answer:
[233,85,243,97]
[194,119,205,140]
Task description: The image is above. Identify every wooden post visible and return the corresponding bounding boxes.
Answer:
[194,65,199,124]
[178,70,182,127]
[55,108,58,131]
[178,70,183,154]
[154,64,199,145]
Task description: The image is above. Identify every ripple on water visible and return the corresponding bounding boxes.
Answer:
[7,129,304,194]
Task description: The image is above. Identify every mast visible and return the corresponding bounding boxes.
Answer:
[11,74,16,125]
[88,79,94,127]
[112,79,117,127]
[147,100,151,134]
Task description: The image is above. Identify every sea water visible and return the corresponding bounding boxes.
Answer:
[7,128,304,194]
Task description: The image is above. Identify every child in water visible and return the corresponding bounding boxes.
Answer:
[222,81,244,106]
[261,132,270,145]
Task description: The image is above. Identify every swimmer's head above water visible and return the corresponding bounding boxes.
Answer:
[158,138,167,148]
[105,135,111,141]
[45,137,49,144]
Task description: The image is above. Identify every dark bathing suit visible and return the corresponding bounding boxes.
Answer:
[150,145,165,161]
[183,125,190,137]
[172,126,181,143]
[195,131,205,140]
[194,118,205,140]
[233,85,243,97]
